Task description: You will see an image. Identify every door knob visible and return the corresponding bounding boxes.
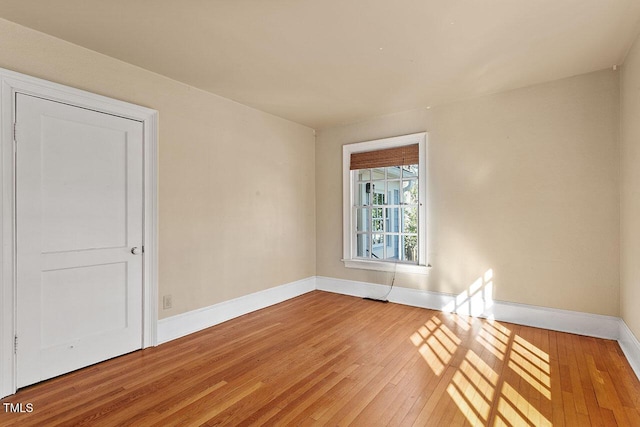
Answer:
[131,247,142,255]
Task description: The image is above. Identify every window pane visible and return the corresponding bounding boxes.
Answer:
[372,182,385,205]
[386,166,401,179]
[372,234,384,259]
[356,208,369,232]
[403,207,418,233]
[373,219,384,232]
[385,234,400,260]
[357,169,370,181]
[402,235,418,262]
[386,208,400,232]
[372,168,385,180]
[403,180,418,204]
[387,180,401,205]
[403,164,418,178]
[356,233,369,258]
[355,183,370,206]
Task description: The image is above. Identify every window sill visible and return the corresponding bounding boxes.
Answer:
[342,259,431,275]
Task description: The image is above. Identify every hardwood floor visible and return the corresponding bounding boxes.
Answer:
[1,290,640,426]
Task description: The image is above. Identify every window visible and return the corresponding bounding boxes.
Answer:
[342,132,429,274]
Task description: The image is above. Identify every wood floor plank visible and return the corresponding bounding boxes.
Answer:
[329,346,417,425]
[1,291,640,426]
[548,331,567,427]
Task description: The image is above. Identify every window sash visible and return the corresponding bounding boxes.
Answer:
[352,167,419,264]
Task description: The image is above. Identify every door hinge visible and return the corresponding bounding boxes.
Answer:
[14,335,17,354]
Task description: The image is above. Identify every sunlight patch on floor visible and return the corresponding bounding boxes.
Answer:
[410,318,459,376]
[410,268,555,425]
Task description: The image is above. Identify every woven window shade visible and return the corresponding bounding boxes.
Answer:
[350,144,419,170]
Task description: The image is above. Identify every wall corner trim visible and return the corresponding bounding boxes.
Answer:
[157,277,316,344]
[619,320,640,380]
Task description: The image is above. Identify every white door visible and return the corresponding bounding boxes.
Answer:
[15,93,144,388]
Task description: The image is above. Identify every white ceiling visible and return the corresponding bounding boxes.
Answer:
[1,0,639,129]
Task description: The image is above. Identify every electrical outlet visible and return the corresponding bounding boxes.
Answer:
[163,295,172,310]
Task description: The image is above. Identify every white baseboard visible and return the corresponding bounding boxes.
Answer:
[157,275,639,381]
[157,277,315,344]
[316,275,453,311]
[486,300,620,340]
[316,276,620,340]
[619,320,640,380]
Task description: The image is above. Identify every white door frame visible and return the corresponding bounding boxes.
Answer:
[0,67,159,398]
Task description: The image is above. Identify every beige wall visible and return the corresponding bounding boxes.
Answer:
[317,70,620,316]
[621,32,640,338]
[0,16,627,322]
[0,18,316,319]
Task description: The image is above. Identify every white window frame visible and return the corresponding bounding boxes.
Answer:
[342,132,430,274]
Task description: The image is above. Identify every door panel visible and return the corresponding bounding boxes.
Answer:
[41,116,128,252]
[40,263,128,348]
[16,93,144,388]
